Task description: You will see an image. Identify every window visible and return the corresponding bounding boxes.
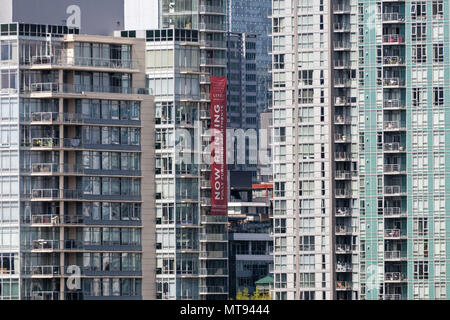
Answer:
[432,0,444,18]
[412,44,426,63]
[433,44,444,62]
[433,87,444,106]
[413,261,429,280]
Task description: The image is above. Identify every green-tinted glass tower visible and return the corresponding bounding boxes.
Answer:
[359,0,449,300]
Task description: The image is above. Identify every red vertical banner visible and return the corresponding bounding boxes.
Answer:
[209,76,227,216]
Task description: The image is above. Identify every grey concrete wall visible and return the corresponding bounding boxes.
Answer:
[5,0,125,35]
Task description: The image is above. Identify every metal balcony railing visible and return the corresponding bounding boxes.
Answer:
[383,164,404,173]
[23,265,61,275]
[199,286,227,294]
[384,207,407,217]
[384,121,405,130]
[384,229,406,238]
[336,281,351,289]
[383,78,405,86]
[383,99,405,109]
[383,56,405,65]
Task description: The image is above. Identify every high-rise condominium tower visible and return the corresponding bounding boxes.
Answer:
[0,22,154,300]
[272,0,450,301]
[359,0,450,300]
[122,0,229,300]
[270,0,359,300]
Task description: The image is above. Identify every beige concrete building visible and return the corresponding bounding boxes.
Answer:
[0,23,155,299]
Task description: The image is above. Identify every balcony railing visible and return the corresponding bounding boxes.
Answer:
[335,207,352,217]
[385,272,407,281]
[383,143,406,152]
[22,82,148,95]
[199,5,226,14]
[384,207,407,217]
[383,294,402,300]
[199,233,227,241]
[333,23,351,32]
[26,239,84,251]
[384,229,406,238]
[336,281,351,290]
[383,99,405,109]
[333,4,351,12]
[384,251,407,260]
[383,78,405,86]
[31,163,59,174]
[335,115,351,124]
[382,13,405,22]
[384,186,406,195]
[384,121,405,130]
[382,34,404,44]
[335,225,356,234]
[199,268,227,276]
[335,152,351,161]
[199,286,227,294]
[25,214,60,225]
[383,164,404,173]
[30,55,139,70]
[336,263,352,272]
[23,265,61,275]
[333,41,351,50]
[335,133,350,143]
[383,56,405,65]
[335,189,352,197]
[335,170,353,179]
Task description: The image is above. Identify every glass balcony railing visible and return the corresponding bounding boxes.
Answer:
[22,265,61,275]
[336,281,352,290]
[383,164,405,173]
[383,34,405,44]
[385,272,407,282]
[383,78,405,87]
[382,13,405,22]
[383,56,405,65]
[22,82,149,95]
[383,99,406,109]
[384,229,406,238]
[384,251,407,260]
[30,54,139,70]
[384,121,406,130]
[384,186,406,195]
[384,207,407,217]
[383,143,406,152]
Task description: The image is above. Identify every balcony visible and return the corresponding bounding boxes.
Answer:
[198,22,227,32]
[383,56,405,66]
[384,229,406,239]
[383,143,406,153]
[383,164,405,174]
[336,244,356,254]
[30,54,139,70]
[335,225,355,234]
[336,281,352,290]
[335,152,351,161]
[333,41,352,51]
[384,251,407,260]
[199,251,227,259]
[382,34,405,44]
[384,207,407,218]
[383,99,406,110]
[199,233,227,241]
[383,78,405,87]
[384,185,406,196]
[28,112,60,124]
[199,268,227,276]
[31,163,59,174]
[200,180,211,189]
[335,189,352,198]
[200,56,227,67]
[200,215,227,224]
[333,23,351,32]
[335,96,351,105]
[199,286,227,294]
[335,207,352,217]
[384,121,406,131]
[335,170,353,180]
[334,78,352,87]
[334,60,351,69]
[335,114,351,124]
[385,272,407,282]
[382,13,405,23]
[26,239,84,251]
[31,138,59,149]
[333,3,351,13]
[335,133,350,143]
[336,262,352,272]
[23,265,61,276]
[383,294,402,300]
[23,214,60,225]
[22,82,148,95]
[199,5,226,15]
